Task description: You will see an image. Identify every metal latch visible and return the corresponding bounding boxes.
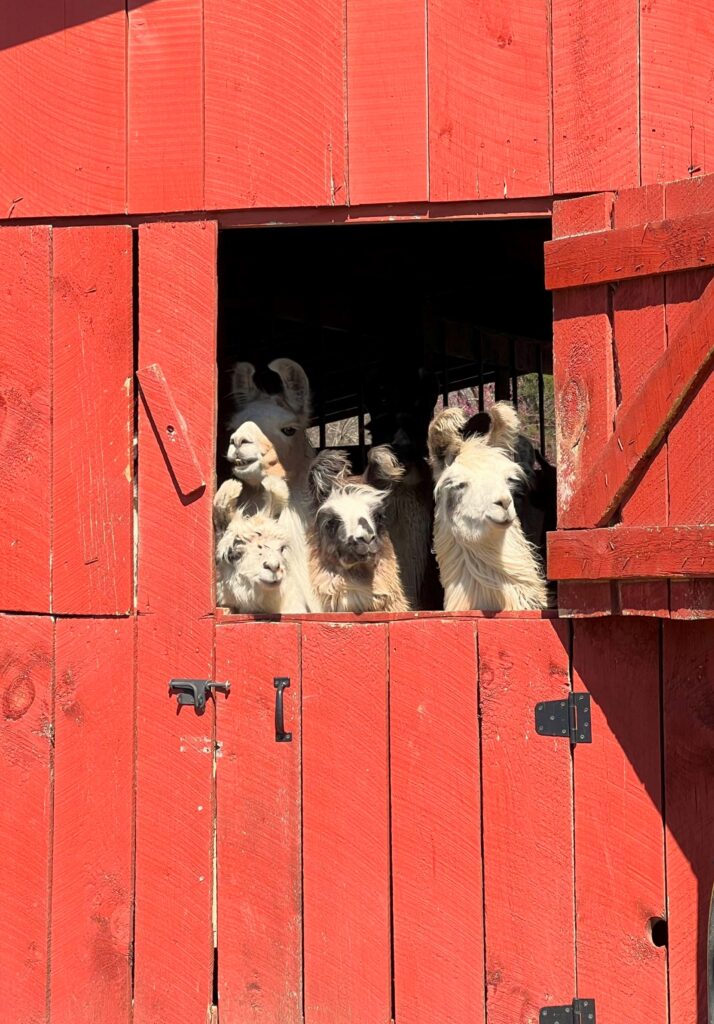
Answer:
[535,693,592,744]
[168,679,231,715]
[541,999,596,1023]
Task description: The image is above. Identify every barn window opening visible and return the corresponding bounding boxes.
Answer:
[216,217,554,613]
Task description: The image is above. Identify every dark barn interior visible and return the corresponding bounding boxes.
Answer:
[216,218,554,483]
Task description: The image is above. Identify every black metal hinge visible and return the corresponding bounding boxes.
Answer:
[535,693,592,744]
[541,999,596,1023]
[168,679,231,715]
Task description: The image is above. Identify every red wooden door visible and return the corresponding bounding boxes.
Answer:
[545,176,714,618]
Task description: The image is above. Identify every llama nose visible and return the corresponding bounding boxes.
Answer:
[495,494,512,510]
[263,556,281,574]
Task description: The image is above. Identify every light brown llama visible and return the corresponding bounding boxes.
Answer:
[308,450,409,614]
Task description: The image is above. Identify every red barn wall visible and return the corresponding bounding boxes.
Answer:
[1,0,713,219]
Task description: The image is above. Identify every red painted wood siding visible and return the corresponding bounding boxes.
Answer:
[3,1,714,215]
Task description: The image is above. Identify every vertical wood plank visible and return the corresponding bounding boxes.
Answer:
[134,221,217,1024]
[215,622,302,1023]
[0,6,125,217]
[552,0,639,193]
[0,614,53,1023]
[128,0,204,213]
[52,226,133,616]
[0,227,52,613]
[641,2,714,184]
[612,184,670,616]
[663,620,714,1024]
[302,622,391,1024]
[390,619,485,1024]
[204,0,346,209]
[479,618,575,1020]
[346,0,428,205]
[552,195,617,615]
[428,0,550,201]
[663,178,714,614]
[572,618,668,1019]
[51,618,134,1024]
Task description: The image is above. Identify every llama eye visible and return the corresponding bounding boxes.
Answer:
[281,426,297,436]
[280,545,288,555]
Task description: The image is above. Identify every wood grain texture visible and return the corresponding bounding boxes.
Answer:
[552,0,639,193]
[613,185,670,615]
[346,0,428,205]
[52,227,133,615]
[549,526,714,579]
[205,0,345,209]
[670,579,714,620]
[572,618,667,1020]
[478,618,575,1019]
[547,208,714,290]
[128,0,203,212]
[302,622,391,1024]
[552,196,616,530]
[51,618,133,1024]
[641,1,714,184]
[0,4,125,217]
[428,0,550,201]
[0,227,52,613]
[664,180,714,531]
[557,581,617,617]
[564,276,714,527]
[663,620,714,1024]
[0,614,53,1023]
[137,363,205,498]
[134,222,217,1024]
[215,623,302,1023]
[390,619,484,1024]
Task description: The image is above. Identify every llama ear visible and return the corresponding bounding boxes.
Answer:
[269,358,311,418]
[364,445,405,490]
[309,449,351,505]
[427,407,467,478]
[485,402,520,452]
[230,362,258,407]
[462,411,492,438]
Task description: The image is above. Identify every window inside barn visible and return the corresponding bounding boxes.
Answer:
[215,218,555,614]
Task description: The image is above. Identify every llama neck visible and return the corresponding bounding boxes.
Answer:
[435,515,547,612]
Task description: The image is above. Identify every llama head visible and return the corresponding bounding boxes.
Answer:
[217,514,290,592]
[309,450,391,570]
[227,358,313,478]
[225,419,286,487]
[428,403,525,547]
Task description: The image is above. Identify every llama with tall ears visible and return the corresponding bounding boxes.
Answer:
[428,403,548,611]
[308,450,409,613]
[222,358,319,611]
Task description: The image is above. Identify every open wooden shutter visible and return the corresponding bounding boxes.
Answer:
[545,177,714,619]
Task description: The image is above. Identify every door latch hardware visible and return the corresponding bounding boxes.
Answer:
[168,679,230,715]
[535,693,592,744]
[540,999,596,1023]
[274,677,292,742]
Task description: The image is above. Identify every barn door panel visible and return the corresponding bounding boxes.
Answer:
[301,622,391,1024]
[52,226,134,615]
[478,619,576,1020]
[134,221,218,1024]
[662,620,714,1024]
[0,614,53,1022]
[215,621,302,1023]
[0,227,52,613]
[51,618,134,1024]
[390,619,485,1024]
[572,619,668,1021]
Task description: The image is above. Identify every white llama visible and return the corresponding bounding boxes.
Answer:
[220,358,319,611]
[216,513,301,614]
[427,403,548,612]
